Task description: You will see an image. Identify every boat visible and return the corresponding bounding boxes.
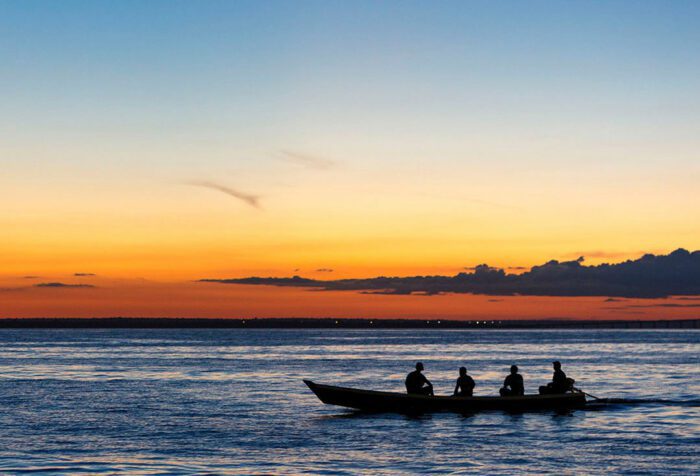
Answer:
[304,380,587,413]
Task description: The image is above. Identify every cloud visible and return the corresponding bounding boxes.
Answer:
[186,181,261,209]
[464,264,528,273]
[34,282,95,288]
[280,151,336,170]
[74,273,96,277]
[202,275,319,287]
[464,264,502,272]
[605,303,700,309]
[565,250,660,260]
[316,268,334,272]
[22,275,40,279]
[200,249,700,298]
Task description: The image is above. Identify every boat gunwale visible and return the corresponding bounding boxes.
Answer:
[304,379,586,403]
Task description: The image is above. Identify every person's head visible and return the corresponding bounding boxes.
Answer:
[510,365,518,374]
[553,361,561,370]
[459,366,467,376]
[416,362,424,371]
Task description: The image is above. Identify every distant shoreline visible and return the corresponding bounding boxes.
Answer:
[0,318,697,329]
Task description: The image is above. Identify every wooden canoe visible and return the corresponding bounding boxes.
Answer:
[304,379,587,413]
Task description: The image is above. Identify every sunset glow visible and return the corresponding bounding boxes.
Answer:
[2,1,699,319]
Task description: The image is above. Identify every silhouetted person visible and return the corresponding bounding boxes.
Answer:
[539,361,575,394]
[453,366,475,397]
[499,365,524,396]
[405,362,434,396]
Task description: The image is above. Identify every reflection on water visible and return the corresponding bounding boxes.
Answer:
[0,329,697,474]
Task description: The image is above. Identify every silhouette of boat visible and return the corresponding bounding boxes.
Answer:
[304,380,587,413]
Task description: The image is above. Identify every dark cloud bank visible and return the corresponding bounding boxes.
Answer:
[200,249,700,298]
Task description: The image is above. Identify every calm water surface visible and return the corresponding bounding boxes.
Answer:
[0,329,697,474]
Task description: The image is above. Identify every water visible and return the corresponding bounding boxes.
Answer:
[0,329,697,474]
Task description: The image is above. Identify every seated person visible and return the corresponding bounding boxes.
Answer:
[500,365,525,396]
[539,361,575,394]
[453,366,475,397]
[405,362,434,396]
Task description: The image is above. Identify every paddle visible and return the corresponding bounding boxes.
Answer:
[573,386,603,402]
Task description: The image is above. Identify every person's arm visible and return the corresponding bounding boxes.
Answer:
[453,380,460,396]
[422,374,432,387]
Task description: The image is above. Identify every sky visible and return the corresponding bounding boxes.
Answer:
[1,1,699,319]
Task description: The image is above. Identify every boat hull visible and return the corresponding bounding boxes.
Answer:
[304,380,587,413]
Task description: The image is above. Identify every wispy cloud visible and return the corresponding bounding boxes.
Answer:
[34,282,95,289]
[416,192,522,211]
[74,273,96,277]
[280,151,336,170]
[605,303,700,309]
[565,250,661,260]
[186,181,261,209]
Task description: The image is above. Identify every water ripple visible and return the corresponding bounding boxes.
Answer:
[0,329,696,474]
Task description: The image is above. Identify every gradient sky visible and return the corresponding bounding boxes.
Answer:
[1,1,699,318]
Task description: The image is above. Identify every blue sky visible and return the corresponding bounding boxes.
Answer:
[0,1,699,285]
[3,1,698,163]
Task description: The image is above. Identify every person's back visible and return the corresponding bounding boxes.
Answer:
[405,362,433,395]
[552,367,567,392]
[504,373,524,395]
[453,367,475,397]
[539,361,573,394]
[405,369,424,392]
[500,365,524,396]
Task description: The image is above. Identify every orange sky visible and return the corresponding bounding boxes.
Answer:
[2,3,699,320]
[0,275,697,320]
